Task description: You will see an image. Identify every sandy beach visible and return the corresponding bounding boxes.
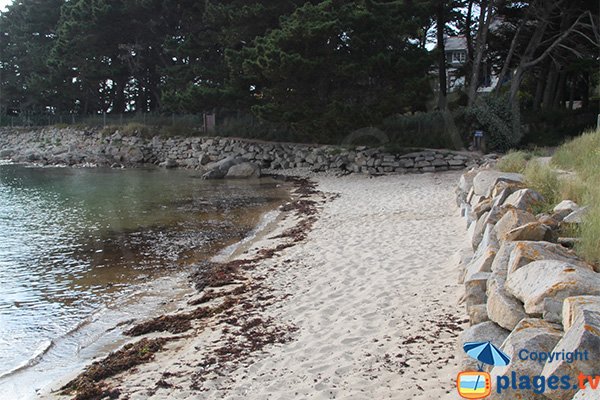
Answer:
[49,171,469,400]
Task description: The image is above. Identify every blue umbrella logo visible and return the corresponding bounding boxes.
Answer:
[464,341,511,371]
[461,341,510,398]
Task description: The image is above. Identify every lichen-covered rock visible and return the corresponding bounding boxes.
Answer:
[491,179,526,199]
[489,319,563,400]
[490,242,516,274]
[465,272,491,308]
[493,208,537,241]
[542,311,600,400]
[468,304,490,325]
[471,198,493,220]
[459,170,478,193]
[487,272,527,331]
[563,296,600,331]
[463,247,497,283]
[471,205,514,250]
[563,207,589,224]
[507,241,593,275]
[501,221,553,242]
[503,189,545,212]
[554,200,579,214]
[472,170,524,197]
[506,261,600,315]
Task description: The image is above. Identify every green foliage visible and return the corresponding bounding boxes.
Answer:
[552,129,600,180]
[496,150,532,173]
[522,160,560,214]
[379,111,456,149]
[521,110,597,147]
[0,0,64,113]
[237,0,433,141]
[465,94,520,152]
[1,0,597,148]
[558,176,587,205]
[551,129,600,264]
[579,198,600,265]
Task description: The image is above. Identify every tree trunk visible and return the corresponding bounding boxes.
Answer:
[533,70,545,111]
[568,76,576,110]
[467,0,494,106]
[509,66,524,141]
[553,72,567,109]
[582,72,590,109]
[464,0,475,87]
[542,64,559,110]
[436,0,447,110]
[494,20,525,94]
[113,77,127,114]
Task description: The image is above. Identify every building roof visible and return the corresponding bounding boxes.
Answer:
[444,35,467,51]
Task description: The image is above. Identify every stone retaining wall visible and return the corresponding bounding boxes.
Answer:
[455,166,600,400]
[0,127,479,174]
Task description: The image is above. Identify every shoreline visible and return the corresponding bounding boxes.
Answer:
[0,164,292,400]
[39,200,293,400]
[47,169,469,399]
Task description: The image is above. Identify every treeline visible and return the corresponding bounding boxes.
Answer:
[0,0,598,146]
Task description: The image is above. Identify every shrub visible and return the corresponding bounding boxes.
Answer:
[465,94,521,152]
[379,111,458,149]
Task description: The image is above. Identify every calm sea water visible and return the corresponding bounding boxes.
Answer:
[0,164,287,399]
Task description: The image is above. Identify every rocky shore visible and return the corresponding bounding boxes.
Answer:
[456,166,599,399]
[0,127,479,176]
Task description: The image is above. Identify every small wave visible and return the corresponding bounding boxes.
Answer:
[0,160,14,166]
[0,306,107,381]
[212,209,281,263]
[0,339,53,380]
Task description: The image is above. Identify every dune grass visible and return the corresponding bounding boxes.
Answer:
[552,129,600,264]
[496,150,531,173]
[497,151,559,212]
[495,130,600,264]
[522,160,561,214]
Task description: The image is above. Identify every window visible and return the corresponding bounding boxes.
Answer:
[452,51,466,64]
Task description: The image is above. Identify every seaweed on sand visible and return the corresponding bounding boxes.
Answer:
[61,337,168,400]
[125,297,237,336]
[190,259,253,291]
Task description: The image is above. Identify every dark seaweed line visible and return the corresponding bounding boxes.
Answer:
[61,176,328,400]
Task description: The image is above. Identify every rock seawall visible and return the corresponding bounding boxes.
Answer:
[0,127,479,174]
[455,165,600,399]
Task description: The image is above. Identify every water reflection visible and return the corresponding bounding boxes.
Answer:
[0,165,287,382]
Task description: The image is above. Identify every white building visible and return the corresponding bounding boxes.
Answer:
[442,35,497,93]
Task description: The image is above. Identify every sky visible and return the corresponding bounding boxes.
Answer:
[0,0,10,12]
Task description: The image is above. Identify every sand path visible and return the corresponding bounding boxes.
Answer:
[209,172,468,399]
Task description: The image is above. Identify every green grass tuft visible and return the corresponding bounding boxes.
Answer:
[522,160,560,214]
[551,129,600,264]
[497,150,532,173]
